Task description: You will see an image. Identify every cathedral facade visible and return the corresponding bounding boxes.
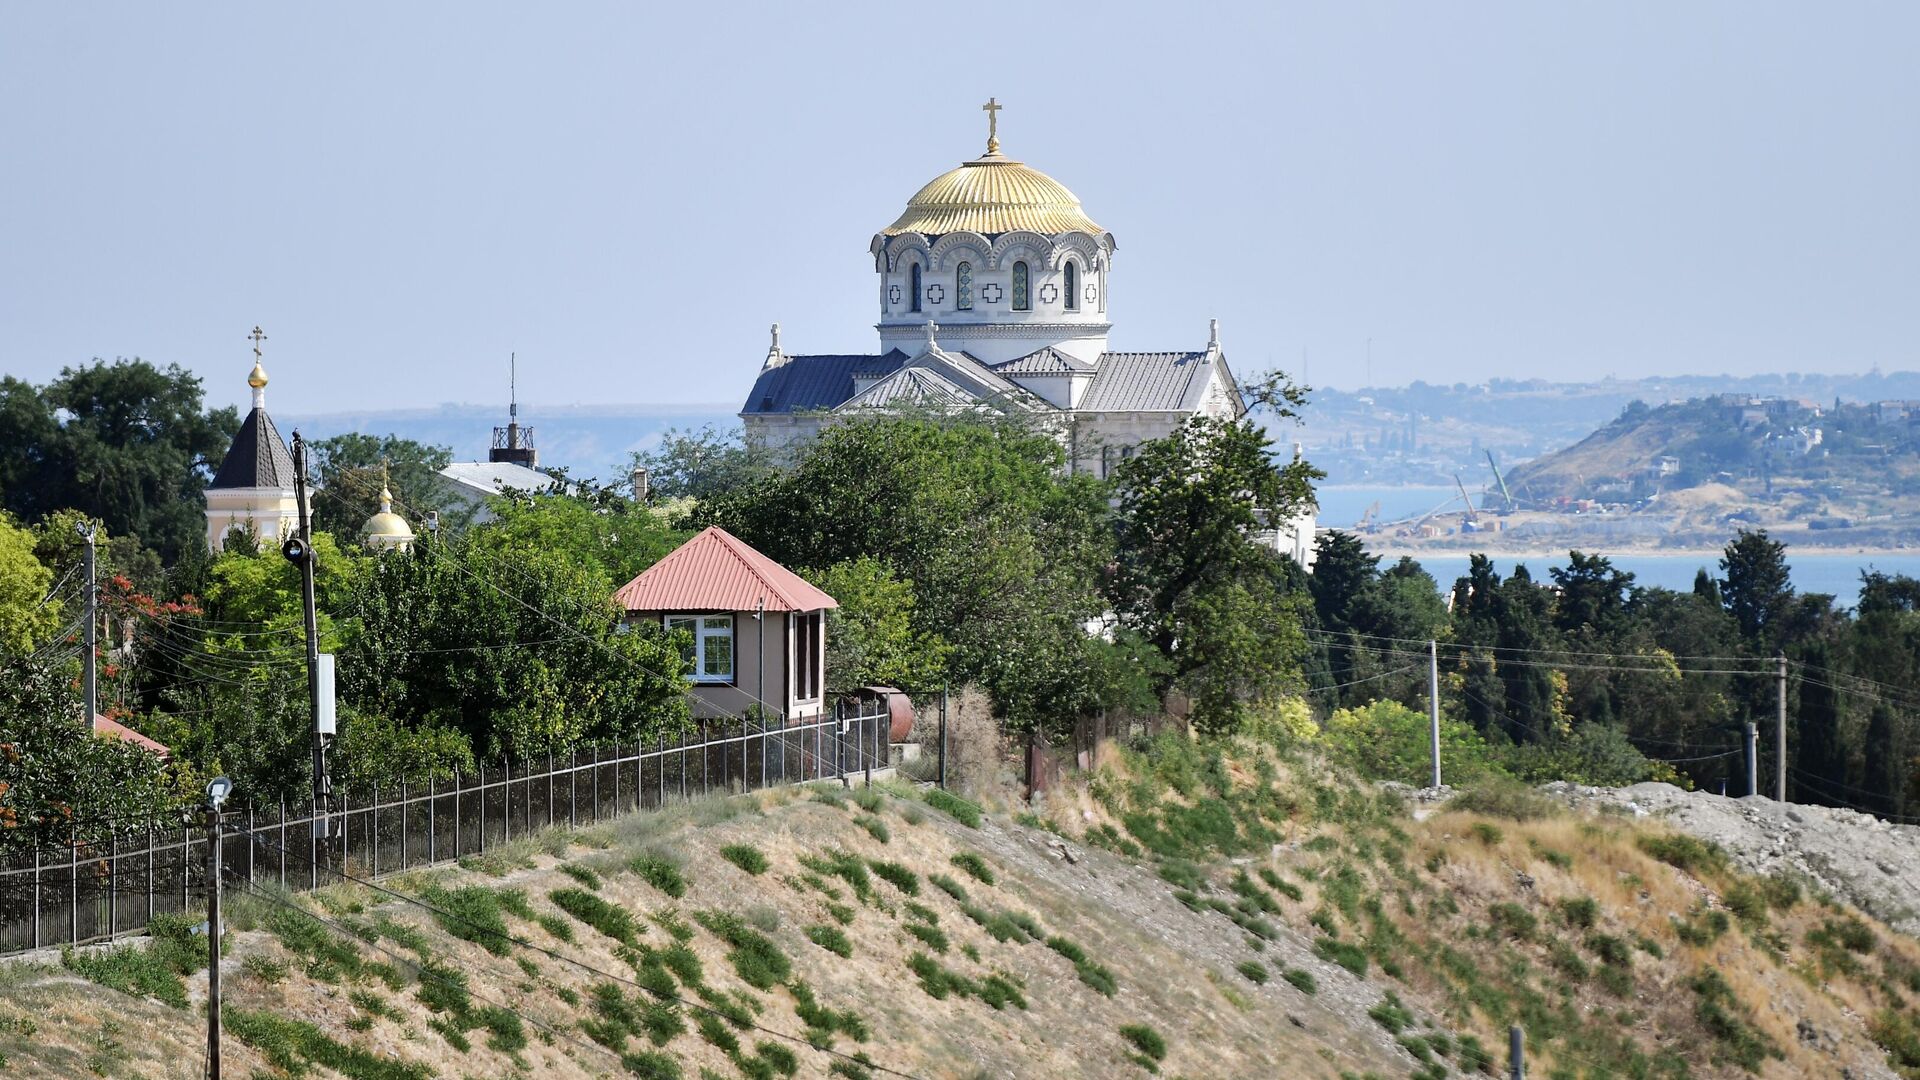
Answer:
[740,105,1248,478]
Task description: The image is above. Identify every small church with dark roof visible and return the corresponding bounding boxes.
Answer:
[205,327,304,552]
[740,101,1249,482]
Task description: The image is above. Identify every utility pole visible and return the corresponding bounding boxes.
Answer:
[79,522,97,722]
[1745,722,1759,797]
[1509,1024,1525,1080]
[1775,653,1788,802]
[1428,640,1442,789]
[288,435,330,849]
[203,776,231,1080]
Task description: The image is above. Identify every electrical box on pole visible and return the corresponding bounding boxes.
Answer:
[316,654,336,735]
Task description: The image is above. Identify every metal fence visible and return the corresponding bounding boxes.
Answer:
[0,705,894,957]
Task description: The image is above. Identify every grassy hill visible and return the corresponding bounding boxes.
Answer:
[3,736,1918,1079]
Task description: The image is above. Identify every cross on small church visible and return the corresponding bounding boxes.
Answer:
[982,97,1002,153]
[248,325,267,359]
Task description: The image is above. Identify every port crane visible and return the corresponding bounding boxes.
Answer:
[1454,474,1480,528]
[1485,450,1518,514]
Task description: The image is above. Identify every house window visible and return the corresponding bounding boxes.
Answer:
[909,264,922,313]
[1063,261,1078,310]
[792,610,823,701]
[1012,261,1030,311]
[955,261,973,310]
[666,615,734,683]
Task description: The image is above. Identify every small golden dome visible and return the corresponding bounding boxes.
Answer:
[360,471,414,551]
[883,151,1104,237]
[248,361,269,389]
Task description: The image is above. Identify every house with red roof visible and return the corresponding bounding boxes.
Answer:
[614,526,837,721]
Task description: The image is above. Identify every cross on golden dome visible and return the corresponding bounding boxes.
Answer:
[982,97,1002,155]
[246,325,269,389]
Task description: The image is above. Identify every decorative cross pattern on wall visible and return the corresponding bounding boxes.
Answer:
[980,282,1004,304]
[888,285,901,305]
[1038,282,1059,304]
[1085,284,1098,303]
[925,284,945,305]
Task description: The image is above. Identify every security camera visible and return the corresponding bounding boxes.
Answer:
[281,536,309,564]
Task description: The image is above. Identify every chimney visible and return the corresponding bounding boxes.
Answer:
[631,466,650,504]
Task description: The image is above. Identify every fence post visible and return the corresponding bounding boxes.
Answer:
[759,712,768,791]
[31,841,40,951]
[309,797,318,891]
[548,753,556,829]
[1509,1024,1525,1080]
[180,822,190,913]
[246,804,256,886]
[502,761,511,845]
[275,800,285,892]
[69,824,79,945]
[371,784,380,876]
[939,686,949,790]
[591,747,599,823]
[108,828,119,938]
[659,733,667,805]
[453,769,462,860]
[398,781,406,871]
[569,749,578,828]
[427,775,437,865]
[339,788,350,883]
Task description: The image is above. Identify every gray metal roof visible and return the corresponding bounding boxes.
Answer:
[840,366,979,410]
[438,461,561,498]
[994,347,1095,375]
[209,408,297,489]
[741,351,907,415]
[1079,351,1215,412]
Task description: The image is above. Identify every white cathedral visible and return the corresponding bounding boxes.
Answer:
[739,102,1315,564]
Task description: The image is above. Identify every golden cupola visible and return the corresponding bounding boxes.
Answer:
[360,463,415,553]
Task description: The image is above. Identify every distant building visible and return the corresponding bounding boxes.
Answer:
[436,394,563,524]
[206,331,304,552]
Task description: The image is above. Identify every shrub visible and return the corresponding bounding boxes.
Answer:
[1585,932,1632,967]
[1236,960,1269,985]
[799,849,875,904]
[1469,821,1504,846]
[924,789,982,828]
[223,1006,433,1080]
[1556,895,1600,930]
[244,954,290,985]
[420,885,519,956]
[807,925,854,958]
[561,863,603,890]
[1637,833,1726,875]
[1489,902,1537,941]
[1257,867,1302,901]
[906,922,948,953]
[949,852,995,885]
[868,860,920,896]
[620,1050,682,1080]
[1757,871,1803,911]
[903,901,939,925]
[1282,968,1318,995]
[1313,938,1368,976]
[1447,781,1562,822]
[720,844,771,876]
[550,887,642,946]
[631,853,690,897]
[928,873,969,903]
[692,910,792,990]
[537,913,576,943]
[855,815,891,844]
[1671,909,1730,947]
[62,942,191,1008]
[1118,1023,1167,1062]
[1367,991,1414,1034]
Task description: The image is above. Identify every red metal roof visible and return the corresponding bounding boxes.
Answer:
[93,713,170,757]
[614,526,838,614]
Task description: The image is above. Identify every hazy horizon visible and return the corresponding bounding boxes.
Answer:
[4,4,1916,416]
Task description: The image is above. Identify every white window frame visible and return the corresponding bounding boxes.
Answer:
[665,613,735,684]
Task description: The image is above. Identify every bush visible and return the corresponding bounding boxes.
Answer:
[949,852,995,885]
[928,873,969,903]
[1637,833,1727,875]
[560,863,603,890]
[550,887,642,946]
[1282,968,1318,995]
[1489,902,1537,941]
[1236,960,1269,985]
[720,844,771,875]
[868,859,920,896]
[906,922,948,953]
[855,815,890,844]
[1322,700,1509,787]
[1313,938,1368,976]
[1447,781,1563,822]
[1469,821,1504,846]
[420,885,519,956]
[692,910,792,990]
[924,789,982,828]
[1367,991,1414,1034]
[631,853,690,897]
[1556,895,1600,929]
[1118,1023,1167,1062]
[806,925,854,958]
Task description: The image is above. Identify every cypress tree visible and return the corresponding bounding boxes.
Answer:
[1792,641,1847,805]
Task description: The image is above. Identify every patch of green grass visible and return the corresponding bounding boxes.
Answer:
[225,1006,433,1080]
[949,852,995,885]
[904,953,1027,1010]
[928,873,969,903]
[62,942,190,1008]
[906,922,949,953]
[1367,990,1414,1034]
[560,862,603,890]
[1638,833,1727,875]
[1489,902,1538,942]
[1282,968,1317,995]
[825,901,856,926]
[924,789,982,827]
[1671,908,1731,947]
[855,815,891,844]
[1119,1023,1167,1063]
[536,912,576,942]
[1256,867,1302,901]
[1469,821,1504,846]
[852,788,885,813]
[244,953,290,984]
[550,886,642,946]
[620,1049,684,1079]
[1447,781,1563,822]
[721,844,772,875]
[1313,938,1368,977]
[903,901,939,925]
[789,979,870,1044]
[420,884,520,955]
[1236,960,1269,985]
[868,859,920,896]
[799,848,876,904]
[1689,968,1780,1070]
[807,925,854,958]
[692,910,792,990]
[1556,895,1600,930]
[653,908,697,942]
[631,852,690,897]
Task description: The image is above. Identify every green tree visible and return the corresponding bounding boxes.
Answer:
[804,558,952,694]
[0,513,60,654]
[308,433,461,540]
[0,360,237,561]
[1550,551,1635,639]
[630,425,774,504]
[1110,417,1321,734]
[1793,640,1848,804]
[1719,530,1794,647]
[1860,703,1909,821]
[468,486,685,591]
[1308,531,1377,638]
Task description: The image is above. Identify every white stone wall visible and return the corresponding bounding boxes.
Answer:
[205,487,303,552]
[875,230,1113,365]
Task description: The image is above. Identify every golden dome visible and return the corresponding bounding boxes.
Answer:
[248,361,269,389]
[882,150,1104,237]
[360,475,414,551]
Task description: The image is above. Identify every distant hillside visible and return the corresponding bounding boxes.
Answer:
[1503,394,1920,517]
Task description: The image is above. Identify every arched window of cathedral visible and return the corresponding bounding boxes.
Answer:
[909,263,923,313]
[955,262,973,310]
[1063,261,1079,311]
[1012,261,1030,311]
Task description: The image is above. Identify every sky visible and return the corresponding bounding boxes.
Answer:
[3,2,1916,415]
